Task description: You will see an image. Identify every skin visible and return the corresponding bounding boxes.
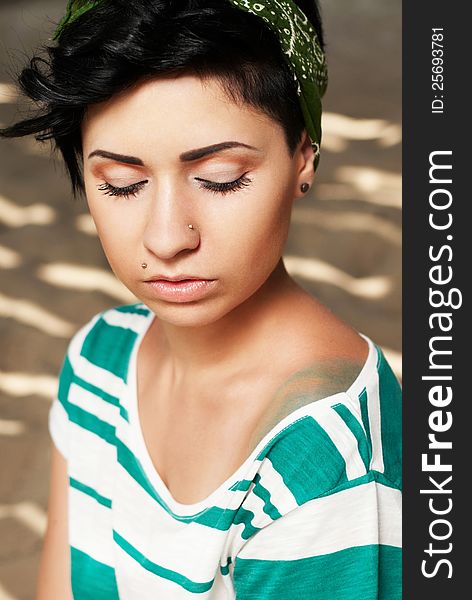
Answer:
[38,73,368,596]
[79,74,368,495]
[37,445,71,599]
[82,74,308,351]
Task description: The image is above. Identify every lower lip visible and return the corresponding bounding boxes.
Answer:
[145,279,217,302]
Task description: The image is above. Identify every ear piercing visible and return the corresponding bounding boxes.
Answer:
[141,224,196,268]
[300,183,310,193]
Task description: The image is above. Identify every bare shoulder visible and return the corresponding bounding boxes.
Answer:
[246,293,370,446]
[268,288,369,374]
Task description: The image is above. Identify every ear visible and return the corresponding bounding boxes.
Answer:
[293,130,316,199]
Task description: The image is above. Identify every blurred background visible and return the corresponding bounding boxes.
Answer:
[0,0,401,597]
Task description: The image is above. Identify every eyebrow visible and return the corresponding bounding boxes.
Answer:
[87,150,144,165]
[179,141,260,161]
[87,141,260,165]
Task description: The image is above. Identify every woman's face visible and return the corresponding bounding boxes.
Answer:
[82,75,314,326]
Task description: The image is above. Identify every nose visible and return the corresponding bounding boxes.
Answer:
[142,179,200,260]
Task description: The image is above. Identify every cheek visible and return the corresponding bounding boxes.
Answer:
[245,183,292,243]
[212,184,293,276]
[86,196,141,269]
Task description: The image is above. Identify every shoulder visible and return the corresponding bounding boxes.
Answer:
[57,302,152,405]
[253,293,372,419]
[63,302,151,375]
[231,384,402,596]
[255,393,373,510]
[238,341,401,527]
[53,303,151,447]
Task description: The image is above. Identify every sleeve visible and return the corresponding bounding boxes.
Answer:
[232,476,402,600]
[48,339,75,460]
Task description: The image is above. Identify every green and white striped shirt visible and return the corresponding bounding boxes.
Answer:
[49,302,402,599]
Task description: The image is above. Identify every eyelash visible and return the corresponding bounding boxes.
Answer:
[97,180,148,199]
[195,173,252,195]
[96,173,252,199]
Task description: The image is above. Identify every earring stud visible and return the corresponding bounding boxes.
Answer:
[300,183,310,193]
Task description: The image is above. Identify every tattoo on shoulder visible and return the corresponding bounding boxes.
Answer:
[248,357,366,449]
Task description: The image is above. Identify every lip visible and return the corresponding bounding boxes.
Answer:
[144,274,207,282]
[144,278,217,302]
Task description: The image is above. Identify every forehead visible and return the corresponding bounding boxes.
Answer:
[81,74,282,155]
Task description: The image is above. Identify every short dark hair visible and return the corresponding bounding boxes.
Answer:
[0,0,325,198]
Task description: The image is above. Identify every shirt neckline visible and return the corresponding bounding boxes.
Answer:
[126,307,378,515]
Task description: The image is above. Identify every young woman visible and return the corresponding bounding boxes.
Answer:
[1,1,402,598]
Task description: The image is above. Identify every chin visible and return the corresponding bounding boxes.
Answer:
[141,297,237,328]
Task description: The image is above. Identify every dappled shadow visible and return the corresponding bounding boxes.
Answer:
[0,0,401,597]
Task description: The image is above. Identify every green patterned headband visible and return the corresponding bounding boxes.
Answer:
[53,0,328,169]
[229,0,328,169]
[53,1,105,40]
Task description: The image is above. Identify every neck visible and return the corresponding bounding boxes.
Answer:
[149,258,300,383]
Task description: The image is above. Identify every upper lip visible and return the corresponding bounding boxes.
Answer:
[144,274,213,282]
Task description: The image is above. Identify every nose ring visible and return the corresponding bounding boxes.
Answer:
[141,224,196,268]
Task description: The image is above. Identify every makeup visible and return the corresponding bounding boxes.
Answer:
[144,278,217,302]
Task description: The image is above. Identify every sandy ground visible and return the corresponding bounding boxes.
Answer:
[0,1,401,597]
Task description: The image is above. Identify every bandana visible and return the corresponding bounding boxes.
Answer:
[228,0,328,169]
[53,0,328,169]
[53,1,105,40]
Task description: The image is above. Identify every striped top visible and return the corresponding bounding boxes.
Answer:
[49,302,402,599]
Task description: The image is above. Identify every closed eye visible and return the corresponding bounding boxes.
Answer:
[97,172,252,199]
[194,173,252,195]
[97,180,148,199]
